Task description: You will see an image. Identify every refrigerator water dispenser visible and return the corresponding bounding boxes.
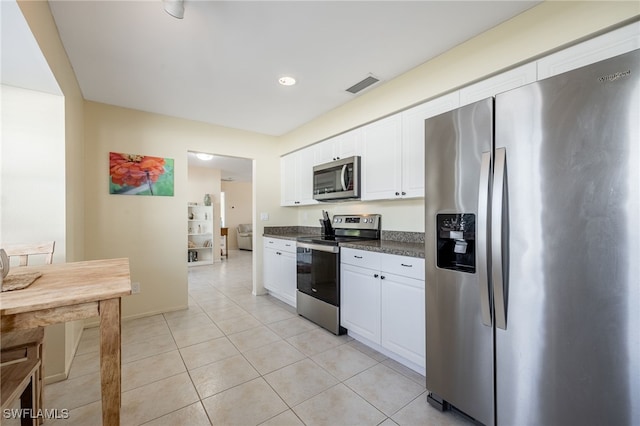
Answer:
[436,213,475,273]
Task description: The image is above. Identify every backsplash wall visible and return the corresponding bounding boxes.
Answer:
[294,198,424,233]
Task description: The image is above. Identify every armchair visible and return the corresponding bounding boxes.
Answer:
[236,224,252,251]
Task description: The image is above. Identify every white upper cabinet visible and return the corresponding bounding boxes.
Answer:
[280,154,297,206]
[362,93,461,201]
[280,149,317,206]
[401,92,460,198]
[537,22,640,80]
[459,62,537,106]
[361,113,403,200]
[314,128,362,166]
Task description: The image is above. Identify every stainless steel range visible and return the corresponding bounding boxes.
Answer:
[296,213,381,335]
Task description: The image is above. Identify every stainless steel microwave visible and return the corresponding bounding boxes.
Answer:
[313,156,361,202]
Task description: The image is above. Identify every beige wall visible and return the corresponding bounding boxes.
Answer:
[222,181,253,250]
[84,101,284,318]
[12,0,87,383]
[278,2,639,233]
[17,1,86,263]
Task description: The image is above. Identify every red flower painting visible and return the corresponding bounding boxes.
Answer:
[109,152,174,196]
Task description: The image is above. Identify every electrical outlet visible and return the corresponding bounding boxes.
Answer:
[131,282,141,294]
[260,212,269,221]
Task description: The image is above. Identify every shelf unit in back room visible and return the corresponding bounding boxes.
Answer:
[187,203,213,266]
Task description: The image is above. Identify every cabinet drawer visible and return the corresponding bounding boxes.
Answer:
[380,254,424,281]
[340,248,381,269]
[263,237,296,253]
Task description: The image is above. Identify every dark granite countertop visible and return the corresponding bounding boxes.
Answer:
[263,226,425,259]
[262,232,300,242]
[339,239,425,259]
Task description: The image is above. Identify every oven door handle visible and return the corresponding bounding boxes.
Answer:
[296,242,340,253]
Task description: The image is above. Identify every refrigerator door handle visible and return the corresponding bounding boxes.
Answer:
[492,147,508,330]
[477,151,492,327]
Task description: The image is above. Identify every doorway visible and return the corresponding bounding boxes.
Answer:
[187,151,254,264]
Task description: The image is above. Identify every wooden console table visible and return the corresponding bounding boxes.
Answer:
[0,258,131,426]
[221,227,228,258]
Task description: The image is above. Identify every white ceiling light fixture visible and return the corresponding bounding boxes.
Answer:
[163,0,184,19]
[196,153,213,161]
[278,76,296,86]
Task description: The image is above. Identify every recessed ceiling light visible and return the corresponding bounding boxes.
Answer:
[279,76,296,86]
[196,153,213,161]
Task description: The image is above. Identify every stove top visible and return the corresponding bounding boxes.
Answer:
[296,235,372,246]
[296,214,381,247]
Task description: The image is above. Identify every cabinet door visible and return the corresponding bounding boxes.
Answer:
[361,113,402,200]
[280,154,298,206]
[459,63,537,107]
[401,92,460,198]
[297,148,317,205]
[279,249,297,307]
[334,128,362,160]
[281,149,317,206]
[340,264,381,343]
[314,137,337,165]
[315,128,362,166]
[381,273,425,368]
[263,247,279,291]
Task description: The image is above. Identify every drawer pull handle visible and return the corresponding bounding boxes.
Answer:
[354,255,363,259]
[374,274,379,278]
[401,263,413,267]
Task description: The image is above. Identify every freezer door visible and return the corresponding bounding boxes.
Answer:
[494,49,640,426]
[425,98,494,426]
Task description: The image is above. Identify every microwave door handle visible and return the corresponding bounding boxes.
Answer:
[340,164,348,191]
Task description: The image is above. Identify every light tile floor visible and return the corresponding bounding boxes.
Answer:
[44,250,473,425]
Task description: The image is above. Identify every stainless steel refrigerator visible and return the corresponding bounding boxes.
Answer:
[425,49,639,426]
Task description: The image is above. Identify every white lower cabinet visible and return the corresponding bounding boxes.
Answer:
[340,248,425,373]
[263,237,297,307]
[341,263,381,343]
[381,272,425,368]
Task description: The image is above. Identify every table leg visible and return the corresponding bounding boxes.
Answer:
[99,298,121,426]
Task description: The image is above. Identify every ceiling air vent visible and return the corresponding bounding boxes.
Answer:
[346,75,380,94]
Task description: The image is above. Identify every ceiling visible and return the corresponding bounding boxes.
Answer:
[3,1,541,182]
[1,1,61,95]
[43,0,539,137]
[188,151,252,182]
